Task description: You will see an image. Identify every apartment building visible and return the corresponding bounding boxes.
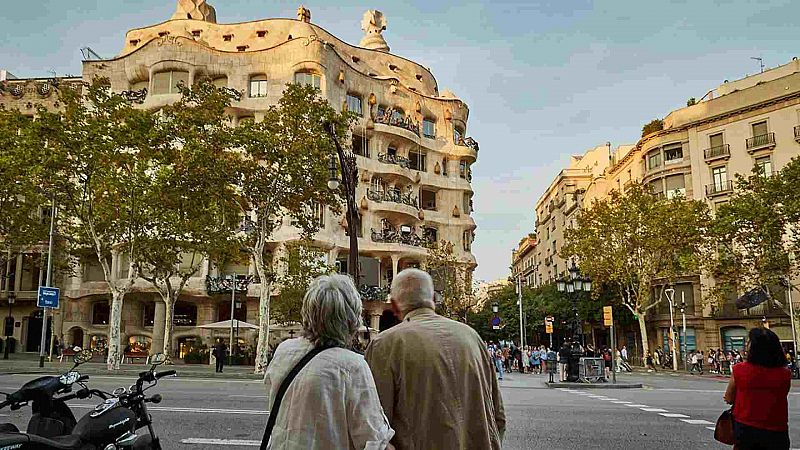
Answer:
[0,1,478,358]
[511,235,537,287]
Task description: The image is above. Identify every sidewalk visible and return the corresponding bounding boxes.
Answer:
[0,353,263,380]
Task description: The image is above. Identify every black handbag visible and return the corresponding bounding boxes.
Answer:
[714,408,734,445]
[260,344,336,450]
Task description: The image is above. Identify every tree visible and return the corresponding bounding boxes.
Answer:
[707,159,800,317]
[34,79,157,369]
[562,183,711,360]
[271,242,333,325]
[641,119,664,137]
[232,83,351,373]
[135,81,243,362]
[424,240,476,322]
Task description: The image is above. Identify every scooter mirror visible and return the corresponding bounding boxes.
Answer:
[150,353,166,366]
[73,349,94,366]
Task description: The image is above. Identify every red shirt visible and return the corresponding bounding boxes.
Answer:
[732,361,791,432]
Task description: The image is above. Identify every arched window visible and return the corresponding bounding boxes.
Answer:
[371,177,385,193]
[346,93,363,117]
[423,118,436,138]
[91,302,110,325]
[212,76,228,88]
[249,74,268,98]
[453,125,465,145]
[151,70,189,95]
[173,302,197,326]
[294,71,321,89]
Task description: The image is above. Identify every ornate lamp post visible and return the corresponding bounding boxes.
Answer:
[556,259,591,382]
[665,286,678,371]
[323,121,360,288]
[4,291,15,360]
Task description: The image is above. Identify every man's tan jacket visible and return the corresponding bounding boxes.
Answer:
[365,308,505,450]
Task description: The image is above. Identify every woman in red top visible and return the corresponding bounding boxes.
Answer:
[723,328,791,449]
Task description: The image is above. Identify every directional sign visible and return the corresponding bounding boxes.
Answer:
[603,306,613,327]
[37,286,60,309]
[545,323,553,334]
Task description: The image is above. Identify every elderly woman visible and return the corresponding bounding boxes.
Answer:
[263,274,395,450]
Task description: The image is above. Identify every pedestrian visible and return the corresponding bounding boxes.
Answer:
[723,328,791,450]
[621,345,629,364]
[602,347,613,379]
[262,274,395,450]
[645,352,657,372]
[503,346,512,373]
[365,269,505,450]
[653,348,662,367]
[558,342,570,382]
[531,347,541,374]
[539,346,547,374]
[690,351,702,374]
[213,341,227,373]
[521,346,530,374]
[495,346,505,380]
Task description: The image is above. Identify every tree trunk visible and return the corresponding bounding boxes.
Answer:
[162,296,176,363]
[637,311,649,366]
[107,289,124,370]
[254,249,272,374]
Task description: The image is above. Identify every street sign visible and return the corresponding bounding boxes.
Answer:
[545,316,554,334]
[491,316,501,330]
[603,306,613,327]
[37,286,60,309]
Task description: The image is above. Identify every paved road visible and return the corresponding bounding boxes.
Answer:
[1,370,798,449]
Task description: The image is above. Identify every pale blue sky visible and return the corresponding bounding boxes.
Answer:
[2,1,797,282]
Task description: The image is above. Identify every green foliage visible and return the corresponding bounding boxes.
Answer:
[424,240,475,322]
[272,242,333,324]
[687,98,697,106]
[641,118,664,137]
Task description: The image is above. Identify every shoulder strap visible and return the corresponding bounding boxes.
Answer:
[260,343,337,450]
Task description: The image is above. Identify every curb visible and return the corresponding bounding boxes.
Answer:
[546,382,643,389]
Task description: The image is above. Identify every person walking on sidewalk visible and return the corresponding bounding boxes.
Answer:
[690,352,703,374]
[213,342,227,373]
[723,328,791,450]
[366,269,505,450]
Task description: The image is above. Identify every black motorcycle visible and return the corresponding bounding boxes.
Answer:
[0,352,176,449]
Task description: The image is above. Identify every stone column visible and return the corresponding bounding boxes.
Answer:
[370,312,381,336]
[150,301,166,356]
[328,248,340,266]
[14,254,22,292]
[391,255,400,279]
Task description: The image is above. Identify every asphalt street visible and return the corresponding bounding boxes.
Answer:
[0,369,798,449]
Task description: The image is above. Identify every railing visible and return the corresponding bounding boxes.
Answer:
[714,300,786,319]
[745,132,775,151]
[705,181,734,196]
[371,228,430,247]
[377,153,411,169]
[794,125,800,142]
[374,108,421,136]
[366,188,418,208]
[455,136,480,152]
[703,144,730,160]
[359,285,390,302]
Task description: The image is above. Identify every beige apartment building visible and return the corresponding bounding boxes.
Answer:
[521,59,800,358]
[511,235,538,287]
[0,1,478,359]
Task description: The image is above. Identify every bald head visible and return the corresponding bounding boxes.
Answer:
[391,268,436,315]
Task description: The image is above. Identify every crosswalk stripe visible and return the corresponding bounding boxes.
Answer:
[682,419,715,425]
[626,404,649,407]
[641,408,668,413]
[659,413,690,418]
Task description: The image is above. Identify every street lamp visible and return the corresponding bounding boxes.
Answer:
[556,259,591,382]
[4,291,16,360]
[680,298,687,372]
[492,303,499,314]
[665,287,678,371]
[323,121,360,288]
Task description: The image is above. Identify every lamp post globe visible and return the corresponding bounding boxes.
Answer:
[556,279,566,292]
[492,303,499,314]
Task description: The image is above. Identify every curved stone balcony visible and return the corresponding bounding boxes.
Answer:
[370,227,430,249]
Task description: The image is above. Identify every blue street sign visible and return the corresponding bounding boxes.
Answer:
[37,286,60,309]
[491,316,501,327]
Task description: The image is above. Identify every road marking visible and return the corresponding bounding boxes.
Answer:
[626,404,649,407]
[181,438,260,446]
[682,419,715,425]
[230,394,267,398]
[659,413,690,418]
[599,397,618,401]
[72,404,268,415]
[641,408,668,413]
[706,427,716,431]
[611,401,631,404]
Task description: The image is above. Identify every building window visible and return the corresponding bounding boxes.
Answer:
[173,302,197,326]
[313,201,325,228]
[249,75,268,98]
[647,150,661,170]
[376,105,386,118]
[463,193,472,213]
[665,174,686,198]
[441,159,448,176]
[151,70,189,95]
[709,132,724,149]
[423,227,438,243]
[423,119,436,138]
[711,166,728,190]
[751,120,768,138]
[294,71,321,89]
[663,143,683,163]
[370,177,384,194]
[91,302,110,325]
[387,146,397,157]
[346,93,363,116]
[420,189,436,210]
[211,76,228,88]
[409,149,426,172]
[755,156,772,177]
[454,126,464,144]
[649,180,664,197]
[352,135,369,158]
[463,230,473,251]
[391,108,405,122]
[459,160,469,179]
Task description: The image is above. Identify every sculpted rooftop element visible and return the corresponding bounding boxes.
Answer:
[172,0,217,23]
[359,10,389,52]
[297,5,311,23]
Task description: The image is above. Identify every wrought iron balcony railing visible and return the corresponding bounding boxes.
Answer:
[359,285,390,302]
[455,136,480,152]
[703,144,730,160]
[374,108,421,136]
[745,132,775,151]
[367,189,418,208]
[371,228,430,248]
[705,180,734,196]
[377,152,411,169]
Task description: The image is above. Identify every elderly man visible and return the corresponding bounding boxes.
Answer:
[365,269,505,450]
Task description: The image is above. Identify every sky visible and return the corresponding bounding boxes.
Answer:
[2,0,798,283]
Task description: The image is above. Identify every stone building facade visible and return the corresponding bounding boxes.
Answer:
[518,59,800,359]
[0,2,478,359]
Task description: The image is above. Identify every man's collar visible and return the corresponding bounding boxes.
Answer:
[403,307,435,322]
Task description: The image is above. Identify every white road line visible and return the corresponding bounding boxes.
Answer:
[659,413,690,418]
[611,401,631,404]
[626,404,649,408]
[600,398,618,401]
[682,419,715,425]
[71,404,268,415]
[229,394,267,398]
[181,438,260,446]
[641,408,668,413]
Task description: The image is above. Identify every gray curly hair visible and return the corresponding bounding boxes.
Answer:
[301,274,363,347]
